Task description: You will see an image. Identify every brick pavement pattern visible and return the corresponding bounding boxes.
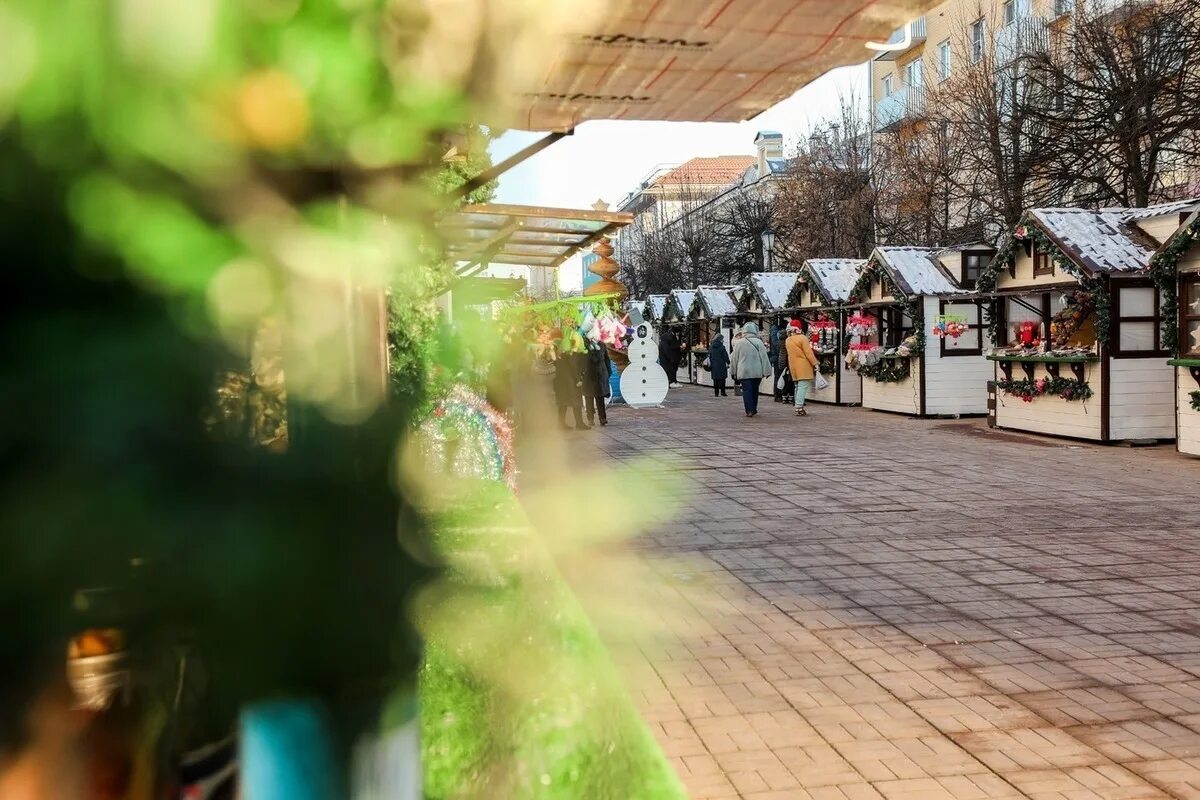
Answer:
[585,388,1200,800]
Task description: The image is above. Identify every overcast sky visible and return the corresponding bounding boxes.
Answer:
[486,64,868,290]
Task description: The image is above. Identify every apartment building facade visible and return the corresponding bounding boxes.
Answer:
[869,0,1080,135]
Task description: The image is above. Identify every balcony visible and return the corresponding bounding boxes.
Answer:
[873,17,927,61]
[994,17,1049,66]
[1084,0,1154,17]
[875,85,926,131]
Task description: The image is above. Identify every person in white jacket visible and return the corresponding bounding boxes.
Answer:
[729,322,772,417]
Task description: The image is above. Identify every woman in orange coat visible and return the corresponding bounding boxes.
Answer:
[784,320,820,417]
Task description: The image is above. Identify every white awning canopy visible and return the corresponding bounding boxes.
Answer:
[513,0,939,131]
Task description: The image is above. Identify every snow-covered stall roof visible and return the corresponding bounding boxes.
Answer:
[665,289,697,321]
[645,294,669,322]
[874,247,962,296]
[693,286,739,317]
[748,272,799,311]
[1030,200,1199,274]
[802,259,864,303]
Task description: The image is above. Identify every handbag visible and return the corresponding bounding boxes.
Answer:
[814,371,831,391]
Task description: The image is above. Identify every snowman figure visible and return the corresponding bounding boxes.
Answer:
[620,323,669,408]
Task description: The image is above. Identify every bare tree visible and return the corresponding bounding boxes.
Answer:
[929,8,1068,230]
[618,206,680,295]
[775,95,876,262]
[660,170,731,286]
[1029,0,1200,207]
[873,112,984,244]
[710,184,782,279]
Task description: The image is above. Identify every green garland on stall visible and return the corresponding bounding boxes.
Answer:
[978,220,1110,346]
[1148,216,1200,353]
[856,358,911,383]
[846,260,925,356]
[788,267,831,308]
[996,376,1094,402]
[1190,389,1200,412]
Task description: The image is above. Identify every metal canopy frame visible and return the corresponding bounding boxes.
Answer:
[443,203,632,276]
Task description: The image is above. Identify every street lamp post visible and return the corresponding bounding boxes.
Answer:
[761,228,776,271]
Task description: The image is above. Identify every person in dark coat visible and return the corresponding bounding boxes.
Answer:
[583,339,612,426]
[553,351,588,429]
[769,323,784,402]
[775,325,794,403]
[657,327,682,387]
[707,333,730,397]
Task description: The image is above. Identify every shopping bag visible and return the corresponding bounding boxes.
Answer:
[814,371,830,391]
[776,372,787,390]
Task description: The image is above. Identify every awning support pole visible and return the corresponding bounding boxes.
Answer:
[450,129,574,202]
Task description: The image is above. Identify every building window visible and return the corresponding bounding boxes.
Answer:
[1113,282,1165,357]
[937,40,952,81]
[882,74,894,97]
[1003,0,1031,25]
[940,300,984,356]
[970,18,986,63]
[1180,274,1200,356]
[962,252,991,288]
[904,58,923,89]
[1033,247,1055,276]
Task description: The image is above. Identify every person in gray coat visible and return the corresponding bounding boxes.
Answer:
[706,333,730,397]
[730,322,772,417]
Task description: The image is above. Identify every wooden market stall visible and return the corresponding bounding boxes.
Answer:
[643,294,669,326]
[980,202,1198,442]
[845,245,995,417]
[1149,209,1200,456]
[741,272,800,327]
[663,288,699,384]
[792,259,865,406]
[688,286,741,389]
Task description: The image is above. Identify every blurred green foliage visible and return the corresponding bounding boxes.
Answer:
[419,484,688,800]
[0,0,466,769]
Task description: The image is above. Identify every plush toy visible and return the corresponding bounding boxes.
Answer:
[595,314,628,350]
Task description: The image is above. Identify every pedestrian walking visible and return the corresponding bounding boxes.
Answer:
[730,322,772,417]
[707,333,730,397]
[775,322,794,404]
[769,323,783,403]
[658,327,683,388]
[553,351,589,429]
[583,339,612,426]
[785,320,821,417]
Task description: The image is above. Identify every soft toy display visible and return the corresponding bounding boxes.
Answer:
[845,313,878,338]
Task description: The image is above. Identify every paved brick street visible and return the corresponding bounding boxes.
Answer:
[585,387,1200,800]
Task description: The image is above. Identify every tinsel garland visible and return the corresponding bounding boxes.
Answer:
[996,376,1093,403]
[419,385,517,490]
[1148,217,1200,353]
[1190,389,1200,413]
[979,220,1110,346]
